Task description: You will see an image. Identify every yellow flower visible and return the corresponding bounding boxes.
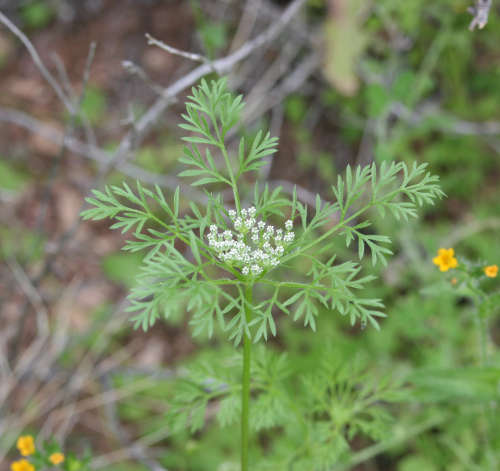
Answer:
[433,248,458,272]
[484,265,498,278]
[11,459,35,471]
[16,436,35,456]
[49,453,65,465]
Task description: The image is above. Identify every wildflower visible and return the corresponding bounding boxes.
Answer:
[11,460,35,471]
[432,248,458,272]
[49,453,65,465]
[484,265,498,278]
[16,436,35,456]
[208,207,294,276]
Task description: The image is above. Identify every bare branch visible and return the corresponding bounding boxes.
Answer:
[0,11,74,112]
[242,52,320,125]
[130,0,308,151]
[145,32,209,64]
[122,60,166,95]
[389,102,500,135]
[468,0,492,31]
[229,0,262,52]
[0,107,206,200]
[5,257,49,338]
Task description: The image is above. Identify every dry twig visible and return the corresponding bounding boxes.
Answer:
[468,0,493,31]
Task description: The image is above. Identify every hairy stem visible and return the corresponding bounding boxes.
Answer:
[241,284,253,471]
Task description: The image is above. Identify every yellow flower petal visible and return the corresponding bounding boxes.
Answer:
[11,459,35,471]
[484,265,498,278]
[16,436,35,457]
[49,453,65,465]
[433,248,458,273]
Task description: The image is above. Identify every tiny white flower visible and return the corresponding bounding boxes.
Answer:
[209,210,295,274]
[251,264,262,275]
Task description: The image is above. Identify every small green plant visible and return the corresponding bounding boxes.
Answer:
[418,249,500,469]
[432,248,498,365]
[10,434,90,471]
[82,78,443,469]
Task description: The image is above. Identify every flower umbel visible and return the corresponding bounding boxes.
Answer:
[484,265,498,278]
[208,207,294,276]
[49,452,65,465]
[11,460,35,471]
[16,436,35,457]
[433,248,458,272]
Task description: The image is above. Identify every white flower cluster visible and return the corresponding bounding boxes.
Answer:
[208,207,295,276]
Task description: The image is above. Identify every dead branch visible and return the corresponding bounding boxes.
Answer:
[0,11,74,112]
[468,0,493,30]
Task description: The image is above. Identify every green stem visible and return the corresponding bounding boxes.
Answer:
[280,196,382,265]
[467,283,488,366]
[469,288,497,468]
[241,284,253,471]
[212,121,241,212]
[477,313,487,366]
[220,143,241,212]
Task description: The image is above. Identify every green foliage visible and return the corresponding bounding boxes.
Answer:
[0,227,45,263]
[10,434,91,471]
[102,251,144,288]
[82,78,443,469]
[83,78,442,341]
[189,0,228,59]
[0,159,29,191]
[80,86,107,125]
[284,95,307,124]
[20,1,54,29]
[1,0,499,467]
[160,346,401,470]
